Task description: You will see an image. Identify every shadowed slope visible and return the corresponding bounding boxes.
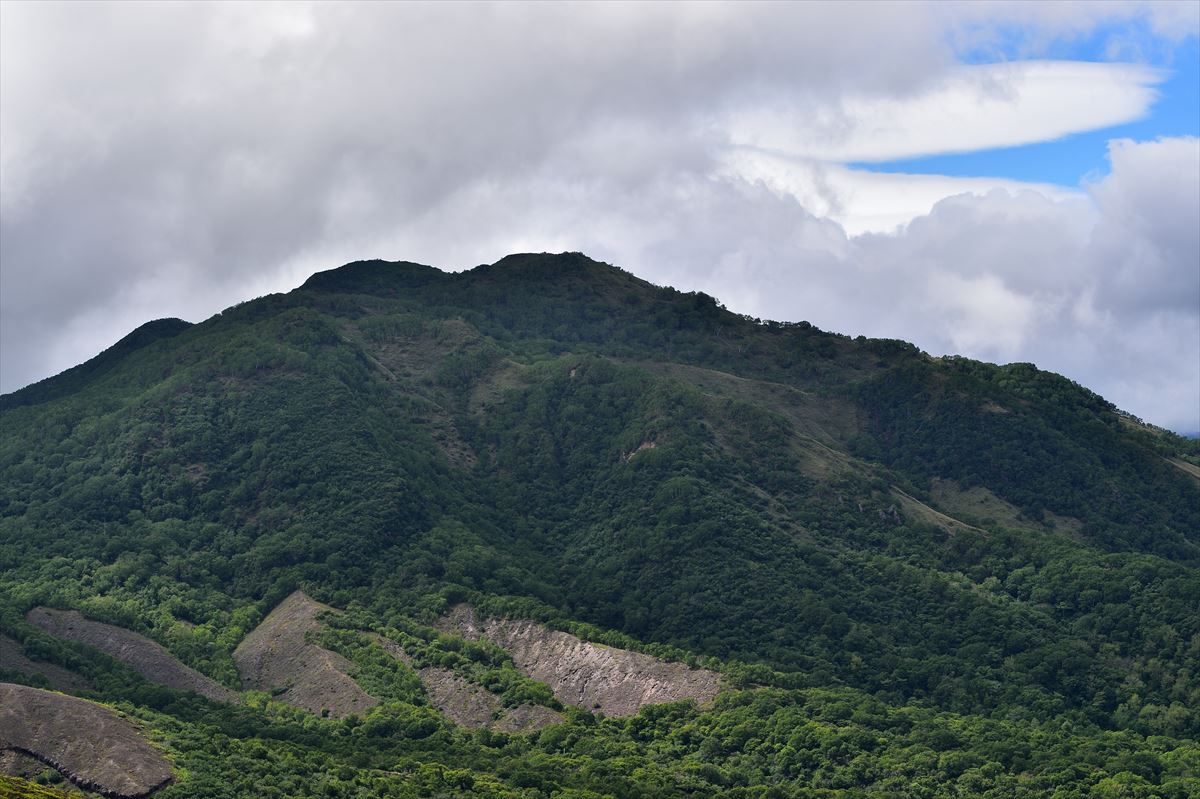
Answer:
[26,609,236,704]
[0,635,91,694]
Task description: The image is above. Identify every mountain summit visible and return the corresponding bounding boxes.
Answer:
[2,252,1198,798]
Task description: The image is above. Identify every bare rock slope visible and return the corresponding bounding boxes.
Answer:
[26,609,236,704]
[439,605,722,717]
[0,635,91,694]
[0,682,174,798]
[373,636,562,732]
[233,591,376,719]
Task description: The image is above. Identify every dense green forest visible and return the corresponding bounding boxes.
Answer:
[2,253,1198,798]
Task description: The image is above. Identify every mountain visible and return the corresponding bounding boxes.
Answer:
[1,252,1198,799]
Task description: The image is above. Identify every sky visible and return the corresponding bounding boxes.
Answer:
[1,1,1198,433]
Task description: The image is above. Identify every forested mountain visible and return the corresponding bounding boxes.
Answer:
[2,252,1197,799]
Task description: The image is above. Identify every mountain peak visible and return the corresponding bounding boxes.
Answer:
[464,252,655,304]
[300,258,445,294]
[299,252,652,308]
[482,251,609,273]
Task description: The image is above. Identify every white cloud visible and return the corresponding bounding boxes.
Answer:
[1086,137,1200,316]
[719,150,1082,234]
[727,61,1164,162]
[924,272,1038,358]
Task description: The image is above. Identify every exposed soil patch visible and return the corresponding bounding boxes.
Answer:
[0,682,174,798]
[438,605,721,717]
[233,591,376,720]
[621,439,657,462]
[0,635,91,694]
[26,609,235,704]
[413,666,506,729]
[371,635,562,732]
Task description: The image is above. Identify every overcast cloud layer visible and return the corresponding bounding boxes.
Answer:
[2,1,1198,432]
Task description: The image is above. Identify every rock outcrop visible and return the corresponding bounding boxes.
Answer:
[233,591,376,719]
[438,605,722,716]
[0,682,174,798]
[26,609,236,704]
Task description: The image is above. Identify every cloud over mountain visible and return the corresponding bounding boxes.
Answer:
[1,1,1196,430]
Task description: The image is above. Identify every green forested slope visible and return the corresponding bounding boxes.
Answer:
[1,253,1197,798]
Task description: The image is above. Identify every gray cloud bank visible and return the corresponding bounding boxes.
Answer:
[1,2,1197,431]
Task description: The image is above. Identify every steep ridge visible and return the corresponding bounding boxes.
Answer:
[372,635,563,732]
[0,318,192,411]
[26,609,236,703]
[233,591,376,719]
[0,683,174,798]
[439,605,722,716]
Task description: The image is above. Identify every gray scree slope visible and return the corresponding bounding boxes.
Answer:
[439,604,721,717]
[233,590,377,719]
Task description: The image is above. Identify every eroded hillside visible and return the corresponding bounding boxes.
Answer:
[0,683,173,798]
[233,591,376,719]
[439,604,722,716]
[371,634,563,732]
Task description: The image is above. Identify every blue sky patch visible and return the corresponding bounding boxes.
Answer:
[857,37,1199,187]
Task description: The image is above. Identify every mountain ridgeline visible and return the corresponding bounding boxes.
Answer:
[1,252,1197,799]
